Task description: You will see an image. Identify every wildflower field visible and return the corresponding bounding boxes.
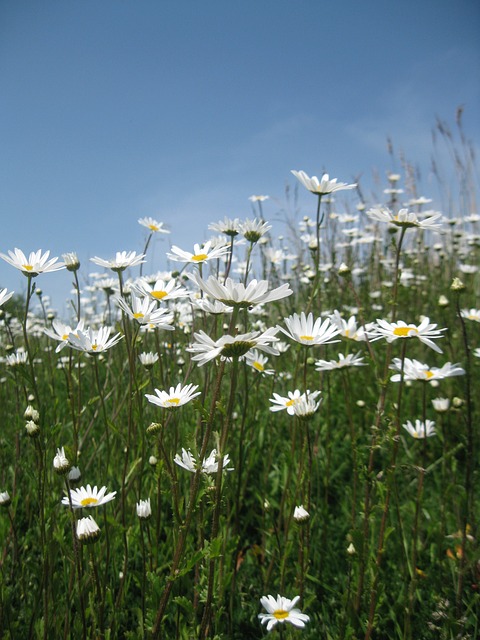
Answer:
[0,124,479,639]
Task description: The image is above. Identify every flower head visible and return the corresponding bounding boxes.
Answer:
[366,207,443,231]
[187,328,279,366]
[62,252,80,271]
[115,294,175,329]
[460,308,480,322]
[208,217,241,237]
[136,498,152,519]
[258,594,310,631]
[167,240,229,264]
[0,491,11,507]
[62,484,117,509]
[390,358,465,382]
[145,382,201,409]
[90,251,146,273]
[367,318,446,354]
[293,505,310,523]
[174,448,234,474]
[403,419,436,439]
[291,170,356,195]
[0,288,14,307]
[138,217,170,233]
[44,319,85,353]
[0,248,65,277]
[76,515,101,544]
[189,273,292,308]
[239,218,271,243]
[53,447,71,475]
[279,312,340,346]
[315,352,366,371]
[133,277,188,302]
[67,326,124,354]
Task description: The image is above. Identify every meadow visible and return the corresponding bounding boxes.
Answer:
[0,122,479,639]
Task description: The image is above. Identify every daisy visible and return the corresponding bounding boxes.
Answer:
[432,397,450,412]
[315,352,366,371]
[403,419,436,439]
[278,312,341,346]
[6,350,28,366]
[269,390,321,415]
[460,308,480,322]
[186,328,280,366]
[44,319,85,352]
[115,294,175,329]
[62,484,117,508]
[329,310,369,341]
[174,448,234,473]
[167,240,230,264]
[248,195,270,202]
[53,447,71,475]
[138,217,170,233]
[133,277,188,302]
[136,498,152,519]
[76,516,101,544]
[292,391,323,418]
[90,251,146,272]
[390,358,465,382]
[62,252,80,271]
[67,326,124,354]
[145,382,201,409]
[0,248,65,277]
[0,288,14,307]
[0,491,11,507]
[367,318,446,354]
[208,216,241,237]
[366,207,443,231]
[291,170,356,195]
[293,505,310,522]
[189,273,292,308]
[191,297,234,315]
[138,351,159,368]
[258,594,310,631]
[239,218,272,243]
[244,350,275,375]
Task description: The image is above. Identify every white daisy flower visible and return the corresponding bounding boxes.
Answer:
[293,505,310,522]
[115,294,175,329]
[244,350,275,375]
[208,216,241,237]
[188,273,292,308]
[366,207,443,231]
[138,352,159,368]
[76,515,101,544]
[53,447,71,475]
[44,319,85,353]
[258,594,310,631]
[291,170,356,195]
[0,248,65,277]
[278,312,341,346]
[403,419,436,439]
[367,318,446,353]
[390,358,465,382]
[138,217,170,233]
[67,326,124,354]
[145,382,201,409]
[0,288,14,307]
[136,498,152,519]
[187,328,280,366]
[174,448,234,474]
[460,308,480,322]
[329,310,369,341]
[315,352,366,371]
[167,240,229,264]
[133,277,188,302]
[432,397,450,412]
[90,251,146,272]
[62,484,117,509]
[191,297,233,315]
[239,218,272,243]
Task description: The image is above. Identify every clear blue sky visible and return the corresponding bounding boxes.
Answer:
[1,0,479,310]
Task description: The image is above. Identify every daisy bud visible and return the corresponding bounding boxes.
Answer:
[149,455,158,466]
[338,262,351,276]
[0,491,11,507]
[53,447,71,475]
[293,505,310,523]
[76,515,101,544]
[451,277,466,292]
[432,397,450,413]
[438,295,449,307]
[347,543,356,555]
[136,498,152,520]
[356,400,366,408]
[146,422,162,435]
[452,397,464,408]
[25,420,41,438]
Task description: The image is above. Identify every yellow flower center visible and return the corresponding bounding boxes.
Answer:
[425,370,434,379]
[133,312,144,319]
[80,497,99,506]
[62,334,69,341]
[468,314,478,320]
[91,344,98,351]
[167,398,180,405]
[148,224,159,231]
[393,326,418,337]
[344,329,350,338]
[273,610,289,620]
[299,335,314,341]
[253,361,264,372]
[192,253,208,262]
[152,290,168,300]
[286,399,296,407]
[23,264,34,271]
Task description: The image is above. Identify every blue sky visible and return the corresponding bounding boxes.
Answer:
[1,0,479,310]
